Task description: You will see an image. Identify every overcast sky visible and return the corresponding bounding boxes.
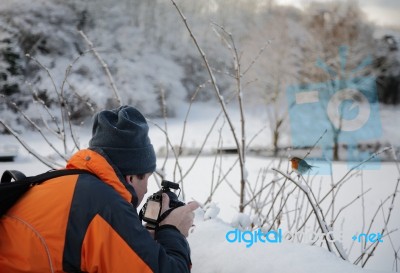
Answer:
[276,0,400,26]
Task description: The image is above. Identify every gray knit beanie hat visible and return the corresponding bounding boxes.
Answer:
[89,106,156,175]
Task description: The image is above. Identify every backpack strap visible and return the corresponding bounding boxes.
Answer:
[23,169,95,185]
[1,169,94,185]
[1,170,27,183]
[0,169,96,217]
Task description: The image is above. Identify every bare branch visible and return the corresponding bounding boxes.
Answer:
[273,167,348,260]
[332,188,372,225]
[170,0,244,183]
[0,119,63,169]
[79,30,122,106]
[1,96,68,162]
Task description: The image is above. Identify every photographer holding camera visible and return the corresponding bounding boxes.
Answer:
[0,106,199,272]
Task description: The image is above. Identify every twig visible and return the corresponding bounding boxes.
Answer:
[159,87,169,178]
[0,119,63,169]
[335,147,392,187]
[147,120,184,184]
[267,182,297,231]
[171,0,246,211]
[273,167,348,260]
[211,21,249,212]
[27,84,62,139]
[205,116,225,205]
[332,188,371,225]
[177,84,204,156]
[302,129,327,161]
[298,147,392,231]
[353,195,391,265]
[379,205,399,271]
[242,40,272,76]
[244,174,282,208]
[181,110,223,181]
[1,96,68,162]
[26,54,67,153]
[361,178,399,267]
[60,49,94,152]
[79,30,122,106]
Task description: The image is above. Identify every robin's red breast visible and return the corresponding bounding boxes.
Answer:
[290,157,314,175]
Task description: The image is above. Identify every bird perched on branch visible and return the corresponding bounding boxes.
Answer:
[290,157,315,176]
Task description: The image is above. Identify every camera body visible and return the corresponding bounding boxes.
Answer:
[139,180,185,229]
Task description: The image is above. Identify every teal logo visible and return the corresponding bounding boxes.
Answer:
[225,229,340,248]
[225,229,282,248]
[287,45,382,173]
[352,233,383,243]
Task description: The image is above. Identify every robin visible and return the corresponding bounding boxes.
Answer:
[290,157,315,176]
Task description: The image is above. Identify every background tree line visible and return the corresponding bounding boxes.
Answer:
[0,0,399,130]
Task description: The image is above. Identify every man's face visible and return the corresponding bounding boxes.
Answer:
[127,173,152,206]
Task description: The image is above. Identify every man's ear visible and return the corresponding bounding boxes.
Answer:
[125,175,132,183]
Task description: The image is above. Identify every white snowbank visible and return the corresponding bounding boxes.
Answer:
[189,216,391,273]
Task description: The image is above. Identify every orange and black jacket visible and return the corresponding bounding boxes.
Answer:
[0,148,191,273]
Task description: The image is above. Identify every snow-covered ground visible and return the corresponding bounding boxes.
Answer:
[189,218,390,273]
[0,102,399,272]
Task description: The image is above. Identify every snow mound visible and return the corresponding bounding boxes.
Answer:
[203,202,221,220]
[188,216,391,273]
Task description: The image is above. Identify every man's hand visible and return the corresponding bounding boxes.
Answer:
[160,193,199,237]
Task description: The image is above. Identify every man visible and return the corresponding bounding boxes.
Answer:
[0,106,198,272]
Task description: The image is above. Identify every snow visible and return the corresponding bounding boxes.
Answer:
[189,218,385,273]
[203,202,220,220]
[230,212,252,230]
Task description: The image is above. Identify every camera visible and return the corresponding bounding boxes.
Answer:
[139,180,185,229]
